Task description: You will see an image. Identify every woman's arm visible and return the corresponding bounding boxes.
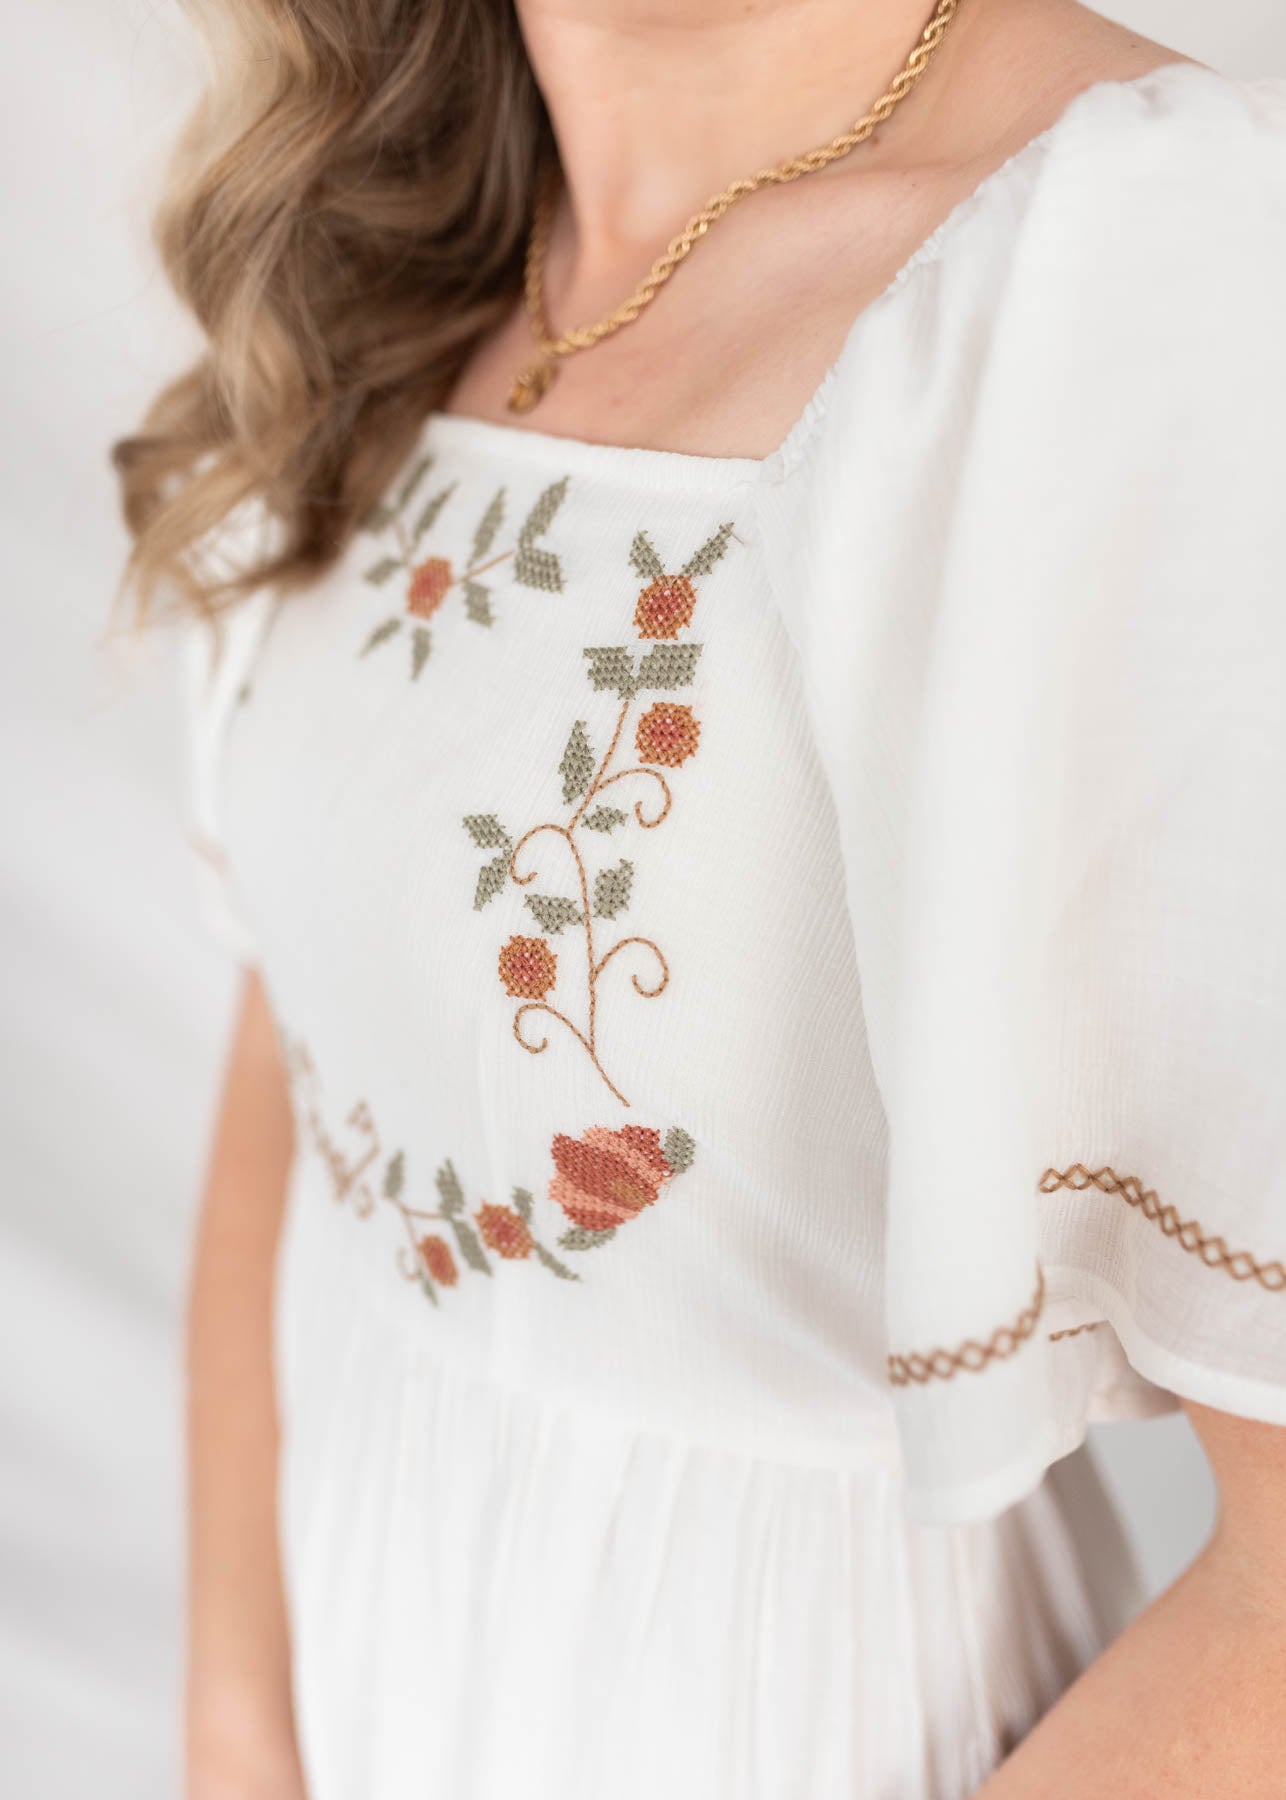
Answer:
[976,1405,1286,1798]
[184,969,307,1800]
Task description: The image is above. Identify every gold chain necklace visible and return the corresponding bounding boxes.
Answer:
[509,0,963,413]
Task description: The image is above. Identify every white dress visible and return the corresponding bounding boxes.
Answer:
[186,62,1286,1800]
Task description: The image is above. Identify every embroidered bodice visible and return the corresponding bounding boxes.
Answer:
[202,416,899,1462]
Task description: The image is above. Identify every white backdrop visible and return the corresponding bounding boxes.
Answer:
[2,5,1282,1795]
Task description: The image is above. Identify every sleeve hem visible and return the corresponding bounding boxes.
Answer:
[1044,1261,1286,1431]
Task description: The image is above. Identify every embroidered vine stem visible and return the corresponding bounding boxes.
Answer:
[508,812,666,1108]
[567,696,672,831]
[392,511,513,591]
[466,516,731,1107]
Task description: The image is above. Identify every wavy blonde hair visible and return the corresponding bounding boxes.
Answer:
[113,0,550,619]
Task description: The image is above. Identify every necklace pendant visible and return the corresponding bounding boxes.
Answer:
[508,358,556,414]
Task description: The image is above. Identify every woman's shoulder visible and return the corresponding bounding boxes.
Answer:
[1012,58,1286,290]
[947,58,1286,323]
[761,59,1286,678]
[999,59,1286,435]
[1048,54,1285,195]
[773,59,1286,485]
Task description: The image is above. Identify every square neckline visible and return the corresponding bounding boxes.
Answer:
[424,57,1211,495]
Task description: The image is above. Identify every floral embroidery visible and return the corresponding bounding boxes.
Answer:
[418,1234,459,1288]
[283,1032,696,1303]
[476,1201,535,1260]
[636,701,700,767]
[285,1040,380,1215]
[359,456,569,678]
[498,934,558,1000]
[463,520,734,1104]
[551,1123,695,1246]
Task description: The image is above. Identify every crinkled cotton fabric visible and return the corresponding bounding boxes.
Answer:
[185,60,1286,1800]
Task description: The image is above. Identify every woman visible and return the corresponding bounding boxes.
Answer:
[115,0,1286,1795]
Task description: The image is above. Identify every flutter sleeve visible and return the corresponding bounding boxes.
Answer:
[760,66,1286,1522]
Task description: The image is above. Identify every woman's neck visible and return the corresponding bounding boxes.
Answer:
[515,0,992,270]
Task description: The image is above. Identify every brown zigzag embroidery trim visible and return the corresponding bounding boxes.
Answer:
[1048,1322,1100,1343]
[887,1266,1045,1387]
[1040,1164,1286,1294]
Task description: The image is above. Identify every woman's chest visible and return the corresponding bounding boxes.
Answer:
[217,441,879,1208]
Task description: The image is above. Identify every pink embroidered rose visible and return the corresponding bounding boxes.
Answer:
[634,574,697,640]
[498,935,557,1000]
[635,701,700,768]
[477,1203,533,1260]
[549,1125,675,1232]
[418,1235,458,1287]
[407,556,454,619]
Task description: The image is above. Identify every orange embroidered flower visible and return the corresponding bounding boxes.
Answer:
[418,1235,458,1287]
[406,556,454,618]
[498,935,557,999]
[635,702,700,768]
[550,1125,675,1231]
[477,1203,534,1260]
[634,574,697,640]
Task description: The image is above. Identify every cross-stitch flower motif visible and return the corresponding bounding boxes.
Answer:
[634,574,696,639]
[636,702,700,768]
[418,1235,458,1287]
[464,519,735,1105]
[498,934,558,1000]
[477,1203,534,1260]
[282,1028,698,1300]
[550,1125,671,1230]
[359,458,569,678]
[406,556,454,619]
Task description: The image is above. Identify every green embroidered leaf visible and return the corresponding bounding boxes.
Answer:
[361,502,394,534]
[524,893,582,934]
[435,1160,465,1217]
[662,1127,696,1175]
[682,521,735,577]
[360,617,402,655]
[533,1242,581,1280]
[463,580,493,626]
[559,719,595,803]
[363,557,404,587]
[518,475,568,543]
[419,1275,440,1307]
[236,681,252,707]
[474,854,509,910]
[628,530,665,581]
[411,482,457,547]
[383,1150,406,1199]
[470,488,506,564]
[410,625,432,679]
[593,859,633,920]
[462,814,511,850]
[395,453,433,511]
[513,477,567,592]
[583,646,637,697]
[449,1217,492,1275]
[558,1224,616,1252]
[637,642,702,689]
[513,543,563,592]
[511,1186,534,1222]
[580,806,628,833]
